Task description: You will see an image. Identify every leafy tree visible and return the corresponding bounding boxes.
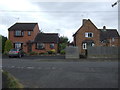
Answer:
[59,36,69,54]
[2,36,7,53]
[59,36,68,44]
[4,40,13,53]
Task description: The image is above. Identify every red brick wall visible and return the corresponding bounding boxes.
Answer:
[74,20,101,54]
[32,43,58,53]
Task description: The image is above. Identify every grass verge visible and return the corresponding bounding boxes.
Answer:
[2,70,24,89]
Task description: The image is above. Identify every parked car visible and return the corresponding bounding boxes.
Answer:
[8,48,24,58]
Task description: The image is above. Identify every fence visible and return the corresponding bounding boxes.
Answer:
[65,46,79,59]
[87,46,120,58]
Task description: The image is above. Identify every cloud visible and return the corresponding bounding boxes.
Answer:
[0,1,119,41]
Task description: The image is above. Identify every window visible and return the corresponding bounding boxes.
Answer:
[82,43,95,49]
[85,32,93,38]
[36,43,45,50]
[28,31,31,36]
[83,43,87,49]
[22,32,24,36]
[15,31,24,36]
[14,42,22,48]
[50,43,55,49]
[112,38,115,42]
[93,43,95,46]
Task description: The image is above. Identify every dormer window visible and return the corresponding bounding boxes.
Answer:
[85,32,93,38]
[15,30,24,36]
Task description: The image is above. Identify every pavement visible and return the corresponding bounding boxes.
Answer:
[2,55,119,88]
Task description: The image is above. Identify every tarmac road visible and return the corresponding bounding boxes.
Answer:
[2,56,119,88]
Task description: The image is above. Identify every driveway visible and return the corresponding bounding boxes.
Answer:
[2,56,119,88]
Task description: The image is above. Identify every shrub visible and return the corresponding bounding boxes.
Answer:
[39,52,48,55]
[29,51,38,55]
[47,49,56,54]
[4,40,13,53]
[3,51,8,55]
[60,50,65,54]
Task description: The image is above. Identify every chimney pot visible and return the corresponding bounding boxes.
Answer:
[83,19,87,25]
[103,26,106,29]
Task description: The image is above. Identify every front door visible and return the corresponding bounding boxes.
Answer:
[28,43,32,53]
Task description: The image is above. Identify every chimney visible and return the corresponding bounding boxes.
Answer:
[82,19,87,25]
[103,26,106,29]
[103,26,106,31]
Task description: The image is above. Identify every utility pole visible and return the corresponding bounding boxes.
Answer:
[112,0,120,7]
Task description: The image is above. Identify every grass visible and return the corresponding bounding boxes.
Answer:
[2,70,24,89]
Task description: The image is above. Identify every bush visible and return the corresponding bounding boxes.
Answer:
[4,40,13,53]
[3,51,8,55]
[39,52,48,55]
[60,50,65,54]
[47,49,56,54]
[29,51,38,55]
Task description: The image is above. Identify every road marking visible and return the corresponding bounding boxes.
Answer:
[27,67,34,69]
[11,66,15,68]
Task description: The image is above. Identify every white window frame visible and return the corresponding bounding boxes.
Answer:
[83,43,87,49]
[37,43,45,50]
[15,31,21,36]
[15,42,21,48]
[50,43,55,49]
[85,32,93,38]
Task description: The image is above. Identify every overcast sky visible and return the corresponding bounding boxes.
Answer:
[0,0,119,42]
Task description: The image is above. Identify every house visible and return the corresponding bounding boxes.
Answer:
[8,23,59,53]
[73,19,120,55]
[33,33,59,53]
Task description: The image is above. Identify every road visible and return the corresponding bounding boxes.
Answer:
[2,56,119,88]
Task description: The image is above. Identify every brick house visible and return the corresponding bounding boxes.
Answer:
[73,19,120,55]
[8,23,59,53]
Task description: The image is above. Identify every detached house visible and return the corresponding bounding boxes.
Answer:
[73,19,120,55]
[8,23,59,53]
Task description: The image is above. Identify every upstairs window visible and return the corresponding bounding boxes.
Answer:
[15,31,24,36]
[36,43,45,50]
[50,43,55,49]
[85,32,93,38]
[28,31,31,36]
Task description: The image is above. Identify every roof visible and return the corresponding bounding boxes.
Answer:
[8,23,38,31]
[34,33,59,43]
[99,29,120,41]
[73,19,98,36]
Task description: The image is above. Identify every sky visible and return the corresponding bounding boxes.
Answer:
[0,0,119,42]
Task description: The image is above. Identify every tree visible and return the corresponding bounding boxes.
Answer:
[4,40,13,53]
[59,36,69,54]
[2,36,7,53]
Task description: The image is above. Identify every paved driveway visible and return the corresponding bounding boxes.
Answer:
[2,56,118,88]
